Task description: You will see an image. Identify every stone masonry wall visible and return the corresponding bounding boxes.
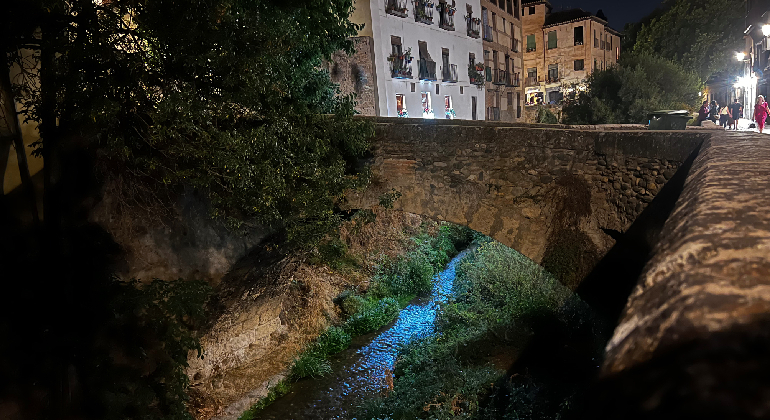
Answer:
[347,119,707,270]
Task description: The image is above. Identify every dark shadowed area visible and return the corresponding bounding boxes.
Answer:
[547,0,665,30]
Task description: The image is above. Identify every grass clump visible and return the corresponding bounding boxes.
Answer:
[344,297,401,336]
[313,326,352,356]
[237,380,291,420]
[290,352,333,380]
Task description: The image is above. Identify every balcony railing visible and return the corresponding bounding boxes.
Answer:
[414,0,434,24]
[525,76,538,87]
[389,53,413,79]
[493,69,508,85]
[526,45,536,52]
[466,16,481,38]
[419,59,437,80]
[385,0,409,17]
[442,64,458,82]
[546,76,560,84]
[508,73,520,87]
[482,25,493,42]
[437,3,455,30]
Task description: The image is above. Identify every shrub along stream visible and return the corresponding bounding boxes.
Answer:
[239,223,475,420]
[356,237,606,420]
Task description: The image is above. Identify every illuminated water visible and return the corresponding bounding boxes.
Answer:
[254,248,471,420]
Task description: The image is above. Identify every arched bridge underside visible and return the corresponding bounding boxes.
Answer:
[348,119,770,416]
[347,118,706,281]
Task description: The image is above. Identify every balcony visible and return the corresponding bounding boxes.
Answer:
[466,16,481,38]
[546,76,560,84]
[437,3,455,30]
[419,59,437,80]
[525,76,538,87]
[482,25,493,42]
[389,53,413,79]
[385,0,409,17]
[468,63,485,87]
[442,64,458,83]
[493,69,508,85]
[414,0,434,24]
[508,73,520,87]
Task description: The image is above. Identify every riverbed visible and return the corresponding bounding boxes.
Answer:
[254,248,472,419]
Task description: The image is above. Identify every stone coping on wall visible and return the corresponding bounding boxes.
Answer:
[603,131,770,376]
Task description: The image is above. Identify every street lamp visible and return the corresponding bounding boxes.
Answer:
[736,52,746,61]
[763,24,770,37]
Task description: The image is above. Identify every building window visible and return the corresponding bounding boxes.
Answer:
[574,59,584,71]
[421,92,434,118]
[574,26,583,46]
[506,0,513,16]
[548,64,558,82]
[547,30,557,49]
[460,86,464,94]
[396,94,406,117]
[391,35,402,55]
[469,52,475,66]
[528,6,535,15]
[526,34,536,52]
[507,91,513,108]
[492,12,497,32]
[594,30,598,48]
[594,58,597,70]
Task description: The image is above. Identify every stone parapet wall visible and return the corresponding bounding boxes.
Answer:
[604,131,770,374]
[347,119,706,275]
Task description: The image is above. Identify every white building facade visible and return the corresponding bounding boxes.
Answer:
[355,0,486,120]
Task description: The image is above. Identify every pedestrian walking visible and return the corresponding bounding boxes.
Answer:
[754,95,770,134]
[729,99,743,130]
[709,100,719,123]
[719,104,729,128]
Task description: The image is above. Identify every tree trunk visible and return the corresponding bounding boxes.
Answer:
[0,61,39,224]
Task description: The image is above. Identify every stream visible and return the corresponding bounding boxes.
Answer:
[254,248,472,419]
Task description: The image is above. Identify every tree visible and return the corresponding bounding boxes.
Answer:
[1,1,372,419]
[3,0,373,247]
[626,0,744,80]
[562,53,703,125]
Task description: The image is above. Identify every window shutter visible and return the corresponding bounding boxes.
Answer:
[547,31,557,49]
[526,34,535,51]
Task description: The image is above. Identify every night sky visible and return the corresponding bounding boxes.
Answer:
[547,0,666,31]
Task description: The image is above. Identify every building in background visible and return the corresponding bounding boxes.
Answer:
[520,0,620,109]
[335,0,486,120]
[479,0,524,121]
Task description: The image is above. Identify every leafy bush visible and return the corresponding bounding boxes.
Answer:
[314,326,352,356]
[291,352,333,379]
[536,106,559,124]
[562,52,702,125]
[345,297,401,336]
[340,292,368,316]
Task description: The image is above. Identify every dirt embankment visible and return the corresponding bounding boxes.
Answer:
[187,209,435,420]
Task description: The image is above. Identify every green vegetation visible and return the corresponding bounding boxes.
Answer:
[624,0,744,80]
[562,53,702,124]
[357,238,601,419]
[241,222,476,416]
[536,106,560,124]
[237,380,291,420]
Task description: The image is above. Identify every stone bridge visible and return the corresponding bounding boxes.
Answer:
[347,118,706,285]
[349,119,770,416]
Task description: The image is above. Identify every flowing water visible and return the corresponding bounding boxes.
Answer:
[254,248,472,420]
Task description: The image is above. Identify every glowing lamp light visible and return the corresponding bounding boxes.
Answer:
[734,75,758,88]
[736,52,746,61]
[763,24,770,37]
